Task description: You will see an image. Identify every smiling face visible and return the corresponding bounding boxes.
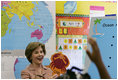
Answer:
[31,46,44,65]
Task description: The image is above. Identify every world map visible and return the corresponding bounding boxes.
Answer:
[1,1,53,50]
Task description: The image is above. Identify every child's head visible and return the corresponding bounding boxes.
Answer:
[25,42,46,64]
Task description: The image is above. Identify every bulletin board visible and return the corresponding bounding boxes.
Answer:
[88,16,117,79]
[56,14,89,69]
[56,1,117,79]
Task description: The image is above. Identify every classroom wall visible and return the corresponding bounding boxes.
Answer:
[56,1,117,79]
[1,1,117,79]
[56,1,117,15]
[1,1,55,79]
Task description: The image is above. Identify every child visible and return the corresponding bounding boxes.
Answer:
[21,42,58,79]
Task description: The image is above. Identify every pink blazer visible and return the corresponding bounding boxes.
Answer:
[21,64,52,79]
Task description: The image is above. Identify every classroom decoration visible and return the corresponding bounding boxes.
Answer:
[64,1,77,14]
[1,1,55,79]
[90,6,105,17]
[56,1,117,15]
[88,16,117,79]
[56,14,89,69]
[48,52,70,76]
[1,1,53,50]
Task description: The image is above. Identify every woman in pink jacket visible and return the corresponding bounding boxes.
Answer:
[21,42,58,79]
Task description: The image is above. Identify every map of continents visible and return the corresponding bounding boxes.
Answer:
[1,1,53,50]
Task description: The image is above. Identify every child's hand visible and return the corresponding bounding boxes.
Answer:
[86,36,103,65]
[86,36,111,79]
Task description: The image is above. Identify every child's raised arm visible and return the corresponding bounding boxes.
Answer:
[86,36,111,79]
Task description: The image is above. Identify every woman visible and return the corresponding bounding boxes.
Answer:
[21,42,58,79]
